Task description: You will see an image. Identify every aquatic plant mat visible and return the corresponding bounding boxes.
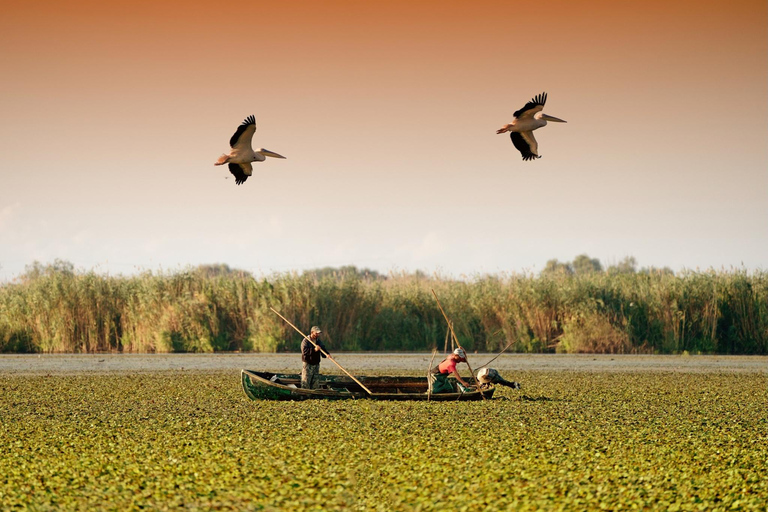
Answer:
[2,370,766,510]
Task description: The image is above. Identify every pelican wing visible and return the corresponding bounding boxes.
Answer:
[229,115,256,149]
[510,131,540,161]
[228,162,252,185]
[513,92,547,120]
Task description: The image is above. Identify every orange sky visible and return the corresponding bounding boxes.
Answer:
[1,0,766,278]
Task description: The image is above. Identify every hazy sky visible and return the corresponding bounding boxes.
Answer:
[1,0,766,280]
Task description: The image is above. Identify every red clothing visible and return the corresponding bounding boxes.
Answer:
[438,358,458,375]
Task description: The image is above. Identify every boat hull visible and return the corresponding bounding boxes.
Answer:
[241,370,495,401]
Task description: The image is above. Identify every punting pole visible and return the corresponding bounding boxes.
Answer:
[427,348,437,402]
[270,307,373,396]
[477,339,515,369]
[430,289,483,391]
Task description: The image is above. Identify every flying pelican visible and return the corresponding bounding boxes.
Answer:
[496,92,566,161]
[214,115,286,185]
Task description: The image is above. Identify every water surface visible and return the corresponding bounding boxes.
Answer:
[1,353,764,374]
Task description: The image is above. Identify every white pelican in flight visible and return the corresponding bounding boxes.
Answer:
[496,92,566,161]
[214,115,286,185]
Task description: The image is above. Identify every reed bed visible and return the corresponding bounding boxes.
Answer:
[1,261,766,354]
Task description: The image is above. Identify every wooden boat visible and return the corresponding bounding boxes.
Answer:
[241,369,495,401]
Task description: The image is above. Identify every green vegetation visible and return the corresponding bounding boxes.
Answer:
[1,370,765,510]
[1,259,766,354]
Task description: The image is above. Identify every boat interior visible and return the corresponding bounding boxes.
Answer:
[252,371,447,394]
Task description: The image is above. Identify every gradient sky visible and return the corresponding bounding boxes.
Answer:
[1,0,766,280]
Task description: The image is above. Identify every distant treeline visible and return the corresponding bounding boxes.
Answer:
[0,259,766,354]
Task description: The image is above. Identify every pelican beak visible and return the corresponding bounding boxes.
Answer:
[541,114,567,123]
[259,149,287,159]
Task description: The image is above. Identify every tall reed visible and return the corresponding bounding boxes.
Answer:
[1,262,765,354]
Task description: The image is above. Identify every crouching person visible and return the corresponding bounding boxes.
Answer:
[476,367,521,389]
[428,348,472,393]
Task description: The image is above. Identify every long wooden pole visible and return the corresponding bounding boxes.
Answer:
[430,289,482,390]
[477,339,515,369]
[270,307,373,396]
[426,348,437,402]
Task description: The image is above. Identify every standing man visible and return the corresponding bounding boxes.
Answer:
[428,348,472,393]
[301,326,329,389]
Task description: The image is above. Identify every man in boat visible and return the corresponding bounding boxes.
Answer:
[476,367,521,389]
[301,326,329,389]
[428,348,473,393]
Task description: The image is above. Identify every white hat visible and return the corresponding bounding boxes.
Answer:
[477,367,493,383]
[453,348,466,360]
